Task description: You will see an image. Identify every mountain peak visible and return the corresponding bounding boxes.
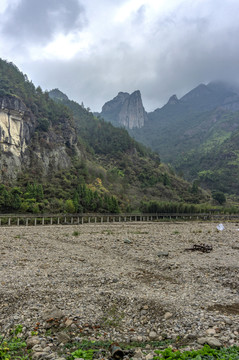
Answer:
[101,90,148,129]
[49,88,69,101]
[167,94,179,105]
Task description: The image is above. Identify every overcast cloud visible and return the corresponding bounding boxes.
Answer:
[0,0,239,111]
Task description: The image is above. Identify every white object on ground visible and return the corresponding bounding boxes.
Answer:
[217,223,224,231]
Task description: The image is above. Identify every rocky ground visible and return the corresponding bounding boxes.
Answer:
[0,220,239,359]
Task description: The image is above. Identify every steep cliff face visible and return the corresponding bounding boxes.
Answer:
[0,95,79,181]
[0,96,36,180]
[100,90,148,129]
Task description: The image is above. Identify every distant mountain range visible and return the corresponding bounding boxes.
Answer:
[98,82,239,195]
[0,58,206,214]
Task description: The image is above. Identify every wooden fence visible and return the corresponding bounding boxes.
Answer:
[0,212,239,226]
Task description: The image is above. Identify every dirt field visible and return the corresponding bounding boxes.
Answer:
[1,221,239,346]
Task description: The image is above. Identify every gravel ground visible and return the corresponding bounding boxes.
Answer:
[0,221,239,358]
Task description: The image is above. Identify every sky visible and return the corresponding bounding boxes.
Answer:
[0,0,239,112]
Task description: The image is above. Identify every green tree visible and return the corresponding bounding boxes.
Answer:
[65,199,75,213]
[212,191,226,205]
[11,187,22,210]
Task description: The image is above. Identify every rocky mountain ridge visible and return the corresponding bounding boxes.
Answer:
[99,81,239,195]
[99,90,148,129]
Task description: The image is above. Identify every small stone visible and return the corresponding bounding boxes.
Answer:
[32,352,46,360]
[207,338,222,348]
[124,239,132,244]
[145,353,154,360]
[157,251,169,257]
[65,319,73,327]
[206,328,216,336]
[42,306,64,321]
[197,337,207,345]
[149,331,157,340]
[134,348,144,358]
[32,344,43,352]
[26,337,40,349]
[57,332,70,344]
[224,318,233,325]
[45,354,55,359]
[42,346,51,352]
[164,312,173,320]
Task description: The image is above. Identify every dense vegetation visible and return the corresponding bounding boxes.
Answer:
[1,326,239,360]
[175,126,239,195]
[153,345,239,359]
[0,59,211,213]
[129,82,239,197]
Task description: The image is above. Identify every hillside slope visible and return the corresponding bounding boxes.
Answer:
[127,82,239,195]
[0,59,208,213]
[50,89,209,208]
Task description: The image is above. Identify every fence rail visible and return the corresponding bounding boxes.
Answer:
[0,212,239,226]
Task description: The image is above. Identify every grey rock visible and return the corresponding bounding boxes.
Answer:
[27,337,41,349]
[207,337,222,348]
[42,346,52,352]
[157,252,169,257]
[100,90,148,129]
[149,331,157,340]
[164,312,173,320]
[224,318,233,325]
[145,353,154,360]
[124,239,132,244]
[134,348,144,358]
[197,337,207,345]
[32,352,46,360]
[57,332,70,344]
[198,337,222,348]
[42,306,64,321]
[206,328,216,336]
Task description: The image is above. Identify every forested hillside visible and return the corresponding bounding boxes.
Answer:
[0,59,209,214]
[129,82,239,196]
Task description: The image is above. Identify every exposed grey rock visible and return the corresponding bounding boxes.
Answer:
[100,90,148,129]
[157,251,169,257]
[206,328,216,336]
[57,332,70,344]
[32,352,46,360]
[134,348,144,358]
[148,331,157,340]
[124,239,132,244]
[197,337,208,345]
[197,336,222,348]
[26,336,41,349]
[42,307,64,321]
[145,353,155,360]
[0,94,79,181]
[167,95,179,105]
[164,312,173,320]
[207,337,222,348]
